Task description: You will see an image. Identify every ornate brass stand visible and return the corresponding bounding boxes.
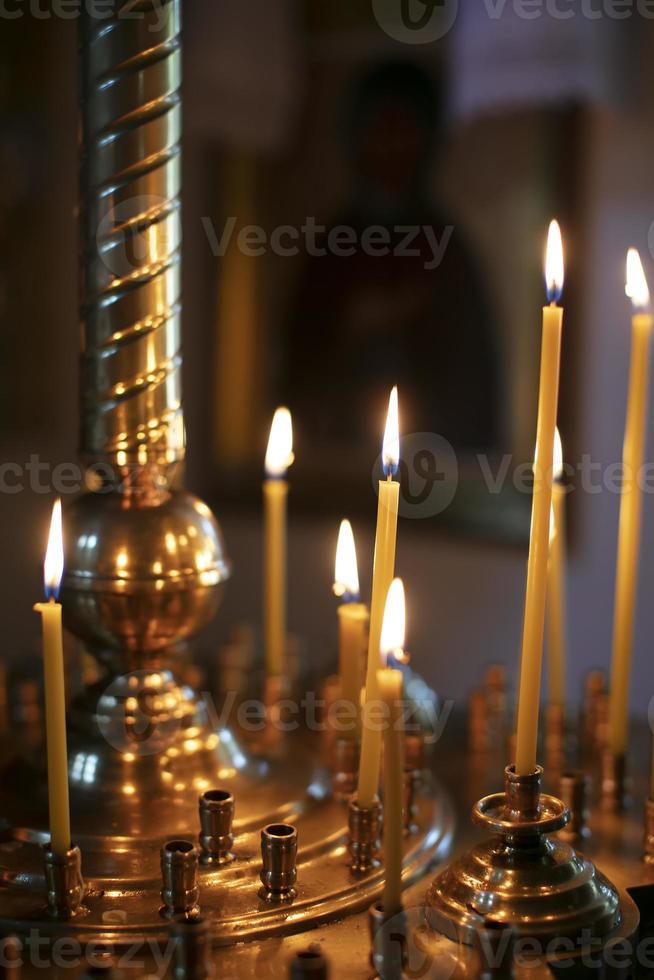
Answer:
[0,0,452,953]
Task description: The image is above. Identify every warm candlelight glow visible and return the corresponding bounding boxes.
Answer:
[265,407,294,478]
[334,519,360,601]
[380,578,406,663]
[382,386,400,477]
[44,499,64,599]
[553,427,563,482]
[545,220,564,304]
[549,503,556,546]
[626,247,650,313]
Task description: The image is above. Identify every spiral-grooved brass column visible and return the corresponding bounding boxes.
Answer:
[80,0,183,477]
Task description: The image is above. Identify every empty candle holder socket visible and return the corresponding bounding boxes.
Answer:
[331,737,360,802]
[160,840,200,919]
[544,703,566,763]
[600,750,630,812]
[263,676,293,741]
[368,902,407,980]
[557,771,591,843]
[404,732,426,774]
[170,915,214,980]
[289,946,330,979]
[259,823,298,901]
[468,689,490,752]
[198,790,235,865]
[581,670,606,753]
[348,797,382,872]
[643,798,654,865]
[44,844,85,919]
[1,936,22,977]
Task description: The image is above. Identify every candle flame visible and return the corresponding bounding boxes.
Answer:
[545,220,564,304]
[380,578,406,665]
[334,519,360,601]
[44,499,64,600]
[626,247,650,312]
[553,427,563,482]
[265,407,294,478]
[382,386,400,478]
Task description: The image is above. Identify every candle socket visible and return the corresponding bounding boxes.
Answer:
[368,902,407,980]
[347,797,382,872]
[259,823,298,901]
[544,703,566,768]
[468,688,490,752]
[170,915,214,979]
[557,771,591,843]
[581,670,606,755]
[160,840,200,919]
[0,936,21,978]
[198,790,235,865]
[643,798,654,865]
[600,750,630,812]
[331,738,360,802]
[263,675,292,744]
[289,946,330,979]
[44,844,85,919]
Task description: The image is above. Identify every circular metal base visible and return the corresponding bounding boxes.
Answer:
[0,715,454,944]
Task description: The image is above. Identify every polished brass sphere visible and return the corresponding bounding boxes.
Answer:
[61,489,230,663]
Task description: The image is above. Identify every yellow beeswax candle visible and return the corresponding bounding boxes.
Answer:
[263,407,293,678]
[358,388,400,807]
[378,578,406,919]
[334,520,369,738]
[547,429,567,708]
[33,500,71,856]
[515,222,564,775]
[609,249,652,756]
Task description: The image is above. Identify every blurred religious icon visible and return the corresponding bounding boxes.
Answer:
[284,61,500,464]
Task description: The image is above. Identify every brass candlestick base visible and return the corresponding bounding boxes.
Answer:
[425,765,621,947]
[44,845,85,920]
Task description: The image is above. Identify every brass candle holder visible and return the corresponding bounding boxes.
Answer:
[426,764,624,949]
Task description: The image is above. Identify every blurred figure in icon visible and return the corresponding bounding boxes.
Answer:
[285,61,499,456]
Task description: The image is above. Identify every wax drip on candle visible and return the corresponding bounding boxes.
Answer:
[545,220,564,305]
[265,407,294,479]
[334,519,360,604]
[44,499,64,600]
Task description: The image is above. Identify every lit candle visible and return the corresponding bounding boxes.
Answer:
[33,500,71,856]
[378,577,406,920]
[515,221,565,775]
[358,388,400,807]
[608,249,652,756]
[547,427,567,708]
[263,407,294,678]
[334,519,369,738]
